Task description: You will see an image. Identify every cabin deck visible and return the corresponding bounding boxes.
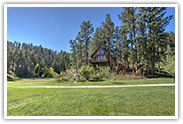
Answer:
[89,58,109,65]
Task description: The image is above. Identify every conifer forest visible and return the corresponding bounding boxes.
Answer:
[7,7,175,79]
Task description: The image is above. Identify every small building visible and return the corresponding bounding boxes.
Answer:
[89,46,116,66]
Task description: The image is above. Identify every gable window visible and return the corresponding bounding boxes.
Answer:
[97,48,104,55]
[97,50,100,54]
[101,49,104,54]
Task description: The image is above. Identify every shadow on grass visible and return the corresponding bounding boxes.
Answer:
[89,79,104,82]
[113,82,125,85]
[7,78,14,81]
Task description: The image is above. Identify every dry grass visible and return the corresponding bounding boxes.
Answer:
[18,78,56,82]
[111,74,145,80]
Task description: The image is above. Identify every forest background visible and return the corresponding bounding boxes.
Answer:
[6,7,175,80]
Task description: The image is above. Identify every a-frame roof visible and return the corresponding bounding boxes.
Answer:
[90,46,115,58]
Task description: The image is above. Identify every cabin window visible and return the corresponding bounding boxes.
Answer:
[97,50,100,54]
[97,55,106,61]
[97,48,104,55]
[98,56,101,60]
[101,49,104,54]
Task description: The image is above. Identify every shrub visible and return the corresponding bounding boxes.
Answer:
[52,72,60,78]
[100,66,111,78]
[57,76,70,83]
[136,69,142,75]
[79,65,94,80]
[76,73,87,82]
[7,74,20,80]
[65,69,77,79]
[91,72,102,80]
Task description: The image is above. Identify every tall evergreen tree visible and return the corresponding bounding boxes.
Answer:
[69,39,78,73]
[90,27,102,54]
[100,13,115,69]
[139,7,173,77]
[76,32,85,67]
[80,21,94,66]
[118,7,138,72]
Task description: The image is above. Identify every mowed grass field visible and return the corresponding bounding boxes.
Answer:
[7,78,175,116]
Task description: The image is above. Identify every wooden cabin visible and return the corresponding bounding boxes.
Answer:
[89,47,116,66]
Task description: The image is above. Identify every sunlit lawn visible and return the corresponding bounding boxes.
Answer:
[7,78,175,116]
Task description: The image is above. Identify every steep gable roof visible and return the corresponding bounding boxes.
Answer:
[90,46,115,58]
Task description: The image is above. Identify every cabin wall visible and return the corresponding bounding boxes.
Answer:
[92,52,109,61]
[91,47,109,61]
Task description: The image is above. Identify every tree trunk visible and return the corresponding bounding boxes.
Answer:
[151,45,155,78]
[85,28,88,66]
[132,63,134,73]
[109,39,112,70]
[127,61,129,73]
[76,58,78,73]
[157,47,161,75]
[158,63,160,74]
[85,42,88,66]
[151,56,154,78]
[147,64,149,76]
[172,74,175,83]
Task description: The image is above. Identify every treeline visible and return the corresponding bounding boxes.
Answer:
[69,7,175,77]
[7,7,175,78]
[7,41,70,78]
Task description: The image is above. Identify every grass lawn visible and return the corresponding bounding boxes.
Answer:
[7,77,175,87]
[7,78,175,116]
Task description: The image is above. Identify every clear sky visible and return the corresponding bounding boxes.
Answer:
[7,7,175,52]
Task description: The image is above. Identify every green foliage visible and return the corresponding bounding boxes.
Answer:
[7,41,70,78]
[7,73,20,80]
[79,65,94,80]
[80,20,94,65]
[52,72,60,78]
[136,69,142,75]
[34,63,39,77]
[8,7,175,79]
[60,71,64,78]
[162,55,175,82]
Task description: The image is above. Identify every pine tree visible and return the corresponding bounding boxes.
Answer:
[120,25,130,72]
[118,7,138,72]
[69,39,78,73]
[90,27,102,55]
[76,32,84,67]
[101,13,115,69]
[7,41,71,78]
[80,21,94,66]
[139,7,173,77]
[114,26,123,64]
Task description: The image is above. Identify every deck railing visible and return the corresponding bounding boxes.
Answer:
[89,58,108,63]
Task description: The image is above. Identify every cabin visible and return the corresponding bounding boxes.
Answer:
[89,46,116,66]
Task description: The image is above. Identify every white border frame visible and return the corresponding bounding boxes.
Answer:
[4,4,178,119]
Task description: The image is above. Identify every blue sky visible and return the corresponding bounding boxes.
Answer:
[7,7,175,52]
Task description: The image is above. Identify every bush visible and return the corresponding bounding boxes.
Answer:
[79,65,94,80]
[57,76,70,82]
[136,69,142,75]
[76,73,87,82]
[100,66,111,78]
[52,72,60,78]
[91,72,102,80]
[7,73,20,80]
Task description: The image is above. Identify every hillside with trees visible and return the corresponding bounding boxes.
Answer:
[69,7,175,78]
[7,41,70,78]
[7,7,175,80]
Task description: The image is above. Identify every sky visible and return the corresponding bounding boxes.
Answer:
[7,7,175,52]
